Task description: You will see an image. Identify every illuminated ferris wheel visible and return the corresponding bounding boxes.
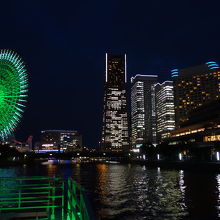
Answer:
[0,49,28,140]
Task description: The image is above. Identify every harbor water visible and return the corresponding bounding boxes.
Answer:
[0,163,219,220]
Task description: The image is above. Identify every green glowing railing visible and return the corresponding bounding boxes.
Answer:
[0,176,90,220]
[67,179,90,220]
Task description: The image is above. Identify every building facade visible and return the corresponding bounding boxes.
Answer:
[168,99,220,146]
[153,81,175,143]
[38,130,82,152]
[172,61,220,127]
[131,74,158,147]
[101,54,130,151]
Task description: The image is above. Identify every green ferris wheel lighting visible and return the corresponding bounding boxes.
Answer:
[0,49,28,140]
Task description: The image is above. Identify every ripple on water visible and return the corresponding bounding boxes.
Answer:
[4,164,218,219]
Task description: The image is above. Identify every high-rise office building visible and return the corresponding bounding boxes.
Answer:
[101,54,129,151]
[153,81,175,143]
[172,61,220,127]
[131,74,158,147]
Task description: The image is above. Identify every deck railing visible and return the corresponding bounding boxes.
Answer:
[0,176,90,220]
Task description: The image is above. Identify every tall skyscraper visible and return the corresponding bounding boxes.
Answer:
[101,54,129,151]
[172,61,220,127]
[153,81,175,143]
[131,74,158,148]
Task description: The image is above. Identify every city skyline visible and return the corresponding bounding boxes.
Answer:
[2,50,219,151]
[1,0,220,148]
[9,53,219,149]
[1,2,220,220]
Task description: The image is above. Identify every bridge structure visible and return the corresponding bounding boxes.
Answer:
[33,150,132,159]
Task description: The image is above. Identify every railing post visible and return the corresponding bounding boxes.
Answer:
[51,180,55,220]
[62,180,64,220]
[72,180,77,220]
[67,178,73,220]
[18,179,22,208]
[48,179,51,220]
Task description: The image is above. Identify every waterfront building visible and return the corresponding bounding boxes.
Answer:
[168,99,220,146]
[39,130,82,152]
[131,74,158,147]
[153,81,175,143]
[101,53,129,151]
[172,61,220,127]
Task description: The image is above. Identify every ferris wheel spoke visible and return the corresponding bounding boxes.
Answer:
[0,115,10,125]
[0,95,22,98]
[3,97,18,102]
[0,106,16,114]
[0,80,17,86]
[0,112,18,127]
[0,91,19,96]
[3,99,20,106]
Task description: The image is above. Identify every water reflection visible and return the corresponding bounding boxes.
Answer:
[216,174,220,218]
[73,163,81,184]
[96,164,107,192]
[0,168,18,178]
[0,168,23,205]
[157,167,160,173]
[179,170,187,211]
[47,164,57,177]
[135,169,188,220]
[89,165,188,220]
[2,164,220,219]
[184,171,219,219]
[179,170,185,194]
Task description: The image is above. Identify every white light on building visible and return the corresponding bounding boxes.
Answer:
[217,152,220,161]
[157,154,160,160]
[153,81,175,143]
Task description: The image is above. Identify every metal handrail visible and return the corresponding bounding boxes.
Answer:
[0,176,91,220]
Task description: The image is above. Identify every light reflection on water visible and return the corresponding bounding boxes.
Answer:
[72,164,189,220]
[216,174,220,218]
[1,164,220,219]
[47,164,57,177]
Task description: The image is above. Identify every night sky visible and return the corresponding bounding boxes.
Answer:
[2,0,220,148]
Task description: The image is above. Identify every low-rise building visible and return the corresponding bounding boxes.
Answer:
[36,130,82,152]
[168,99,220,146]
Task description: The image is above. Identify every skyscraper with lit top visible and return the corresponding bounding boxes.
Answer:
[131,74,158,147]
[172,61,220,127]
[153,81,175,143]
[101,54,129,151]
